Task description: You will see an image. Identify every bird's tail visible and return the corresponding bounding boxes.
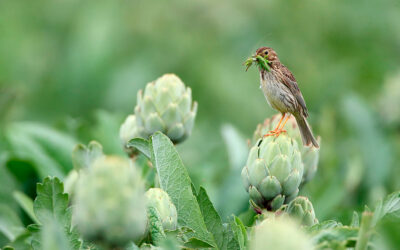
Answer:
[294,115,319,148]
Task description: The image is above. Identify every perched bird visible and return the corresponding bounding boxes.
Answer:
[245,47,319,148]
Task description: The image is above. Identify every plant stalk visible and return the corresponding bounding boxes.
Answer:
[355,211,373,250]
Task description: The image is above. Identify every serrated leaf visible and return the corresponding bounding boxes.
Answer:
[311,225,358,249]
[195,187,225,249]
[308,220,343,233]
[127,138,151,158]
[372,190,400,226]
[148,206,166,245]
[32,177,81,250]
[13,191,39,224]
[33,177,69,225]
[149,132,216,248]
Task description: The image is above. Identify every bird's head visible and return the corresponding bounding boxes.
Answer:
[244,47,279,72]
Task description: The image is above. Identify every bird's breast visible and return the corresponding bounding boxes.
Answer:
[259,71,296,113]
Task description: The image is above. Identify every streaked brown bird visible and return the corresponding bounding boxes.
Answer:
[246,47,319,148]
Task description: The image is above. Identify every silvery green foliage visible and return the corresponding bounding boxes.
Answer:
[120,115,142,155]
[241,135,303,211]
[250,216,313,250]
[252,114,320,185]
[73,156,147,246]
[285,196,318,227]
[134,74,198,144]
[145,188,178,231]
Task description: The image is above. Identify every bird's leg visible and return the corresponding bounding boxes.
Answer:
[263,113,286,137]
[272,114,291,137]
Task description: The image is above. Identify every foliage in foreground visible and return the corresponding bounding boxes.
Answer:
[1,74,400,250]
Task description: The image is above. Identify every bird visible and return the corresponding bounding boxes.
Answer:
[245,47,319,148]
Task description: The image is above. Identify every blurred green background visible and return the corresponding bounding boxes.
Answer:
[1,0,400,248]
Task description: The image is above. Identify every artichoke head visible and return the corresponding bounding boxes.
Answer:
[145,188,178,231]
[73,156,147,246]
[252,114,320,185]
[285,196,318,227]
[241,135,303,211]
[134,74,197,144]
[251,216,314,250]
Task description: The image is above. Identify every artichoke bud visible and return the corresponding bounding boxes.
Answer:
[285,196,318,227]
[73,156,147,246]
[252,114,320,185]
[251,216,314,250]
[241,135,303,211]
[145,188,178,231]
[119,115,143,156]
[133,74,197,144]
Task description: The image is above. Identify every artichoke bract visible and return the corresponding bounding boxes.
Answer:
[73,156,147,246]
[250,216,313,250]
[145,188,178,231]
[241,135,303,211]
[134,74,197,144]
[252,114,320,185]
[286,196,318,227]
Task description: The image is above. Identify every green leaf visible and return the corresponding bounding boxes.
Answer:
[0,204,25,241]
[13,191,39,224]
[311,224,358,249]
[148,206,166,245]
[149,132,216,248]
[228,216,247,250]
[127,138,151,158]
[5,122,78,178]
[72,141,103,170]
[372,190,400,226]
[33,177,69,226]
[2,230,32,250]
[195,187,225,249]
[32,177,81,250]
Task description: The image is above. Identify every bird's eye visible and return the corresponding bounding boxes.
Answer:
[264,51,269,55]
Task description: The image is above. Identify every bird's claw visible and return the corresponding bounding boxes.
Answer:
[263,129,287,138]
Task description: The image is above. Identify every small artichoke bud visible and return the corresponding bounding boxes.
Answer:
[250,216,314,250]
[145,188,178,231]
[285,196,318,227]
[134,74,198,144]
[73,156,147,246]
[64,169,79,196]
[252,114,320,185]
[241,135,303,211]
[119,115,143,156]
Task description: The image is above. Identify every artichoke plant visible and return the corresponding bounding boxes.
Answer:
[252,114,320,185]
[73,156,147,246]
[145,188,178,231]
[241,135,303,211]
[134,74,197,144]
[285,196,318,227]
[251,216,314,250]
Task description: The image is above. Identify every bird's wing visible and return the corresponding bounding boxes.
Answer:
[279,64,309,117]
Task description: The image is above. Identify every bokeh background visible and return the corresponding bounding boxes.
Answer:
[1,0,400,247]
